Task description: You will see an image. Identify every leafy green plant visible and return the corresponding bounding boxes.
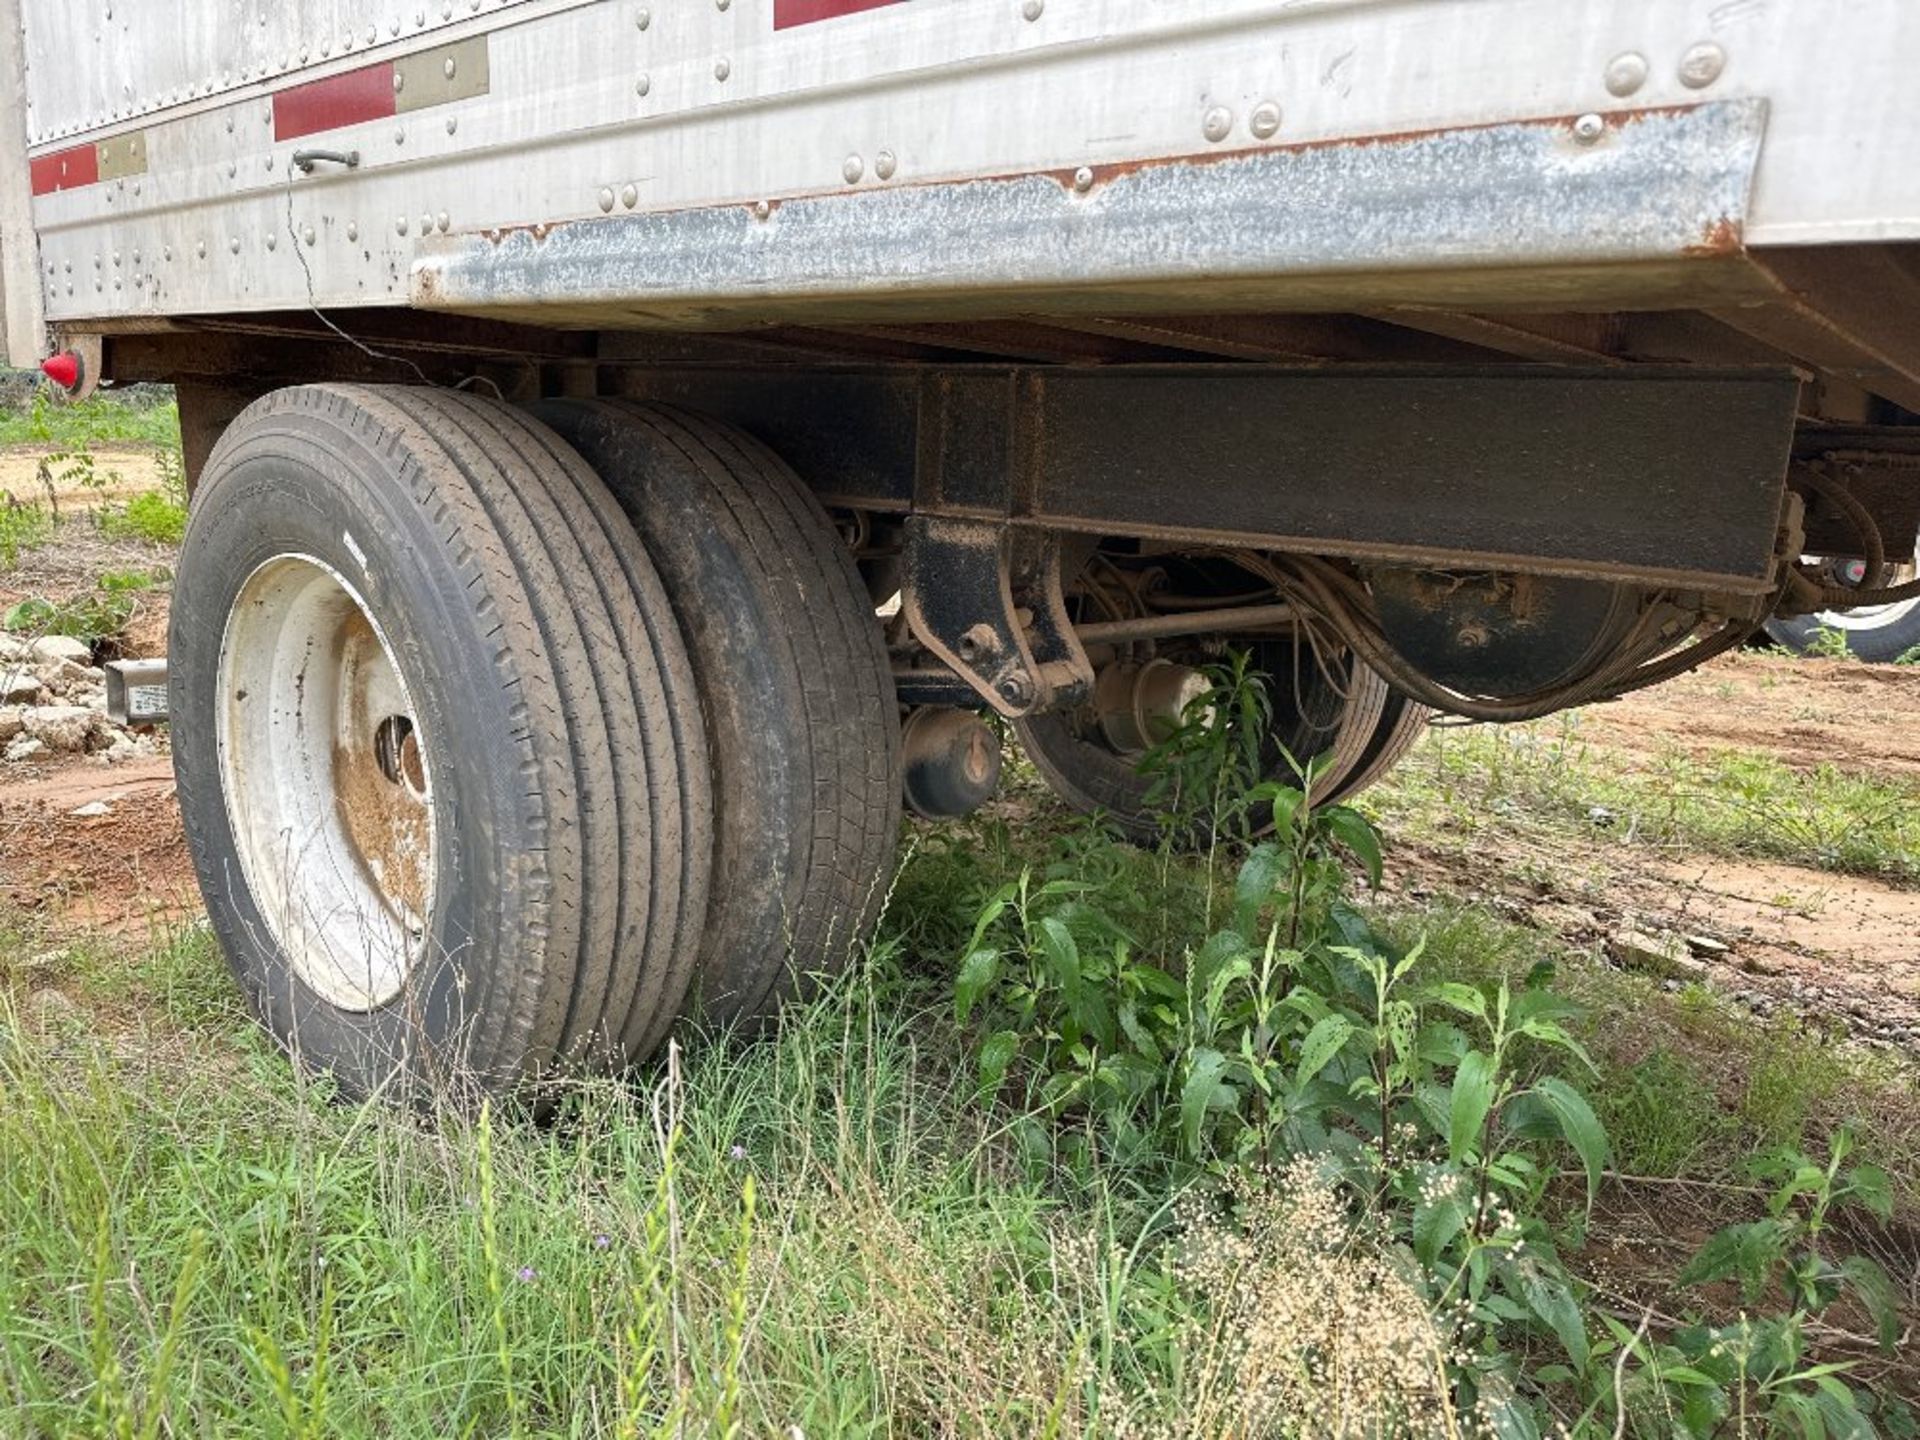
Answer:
[2,566,167,643]
[0,499,53,569]
[1137,648,1276,840]
[99,486,188,546]
[953,746,1631,1427]
[951,657,1915,1435]
[98,448,188,546]
[1801,625,1853,661]
[1576,1133,1910,1438]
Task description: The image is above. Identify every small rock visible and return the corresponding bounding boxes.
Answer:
[4,735,45,762]
[69,799,110,818]
[21,949,65,977]
[25,989,78,1028]
[1533,902,1599,934]
[1685,934,1731,957]
[0,632,30,662]
[34,657,92,695]
[1610,929,1707,978]
[1588,805,1617,828]
[28,634,92,664]
[23,704,99,753]
[1,667,42,704]
[0,707,23,744]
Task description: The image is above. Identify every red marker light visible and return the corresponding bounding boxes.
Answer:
[40,352,82,390]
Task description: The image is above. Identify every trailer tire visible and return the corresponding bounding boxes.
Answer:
[531,400,902,1026]
[1015,644,1426,843]
[1764,526,1920,662]
[171,385,710,1099]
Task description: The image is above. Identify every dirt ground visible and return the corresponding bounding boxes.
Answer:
[0,446,169,509]
[0,753,192,934]
[1572,653,1920,784]
[1383,650,1920,1050]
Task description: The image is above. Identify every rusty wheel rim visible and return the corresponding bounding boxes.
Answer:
[216,554,436,1011]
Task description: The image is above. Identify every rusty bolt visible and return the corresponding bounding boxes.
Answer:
[957,623,998,663]
[1572,113,1605,145]
[1072,165,1094,192]
[996,674,1033,708]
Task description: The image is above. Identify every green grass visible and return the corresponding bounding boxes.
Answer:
[95,488,188,546]
[2,780,1915,1435]
[0,924,1203,1437]
[0,390,180,451]
[1375,900,1920,1211]
[1371,718,1920,883]
[0,502,53,569]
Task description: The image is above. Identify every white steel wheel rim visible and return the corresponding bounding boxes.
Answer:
[1809,532,1920,632]
[216,554,436,1011]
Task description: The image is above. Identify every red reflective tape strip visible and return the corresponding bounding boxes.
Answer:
[273,62,397,142]
[774,0,906,28]
[29,144,100,196]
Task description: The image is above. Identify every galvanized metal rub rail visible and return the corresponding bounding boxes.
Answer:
[411,101,1769,328]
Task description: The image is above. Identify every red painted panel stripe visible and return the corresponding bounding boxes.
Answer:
[29,144,100,196]
[775,0,906,28]
[273,62,397,142]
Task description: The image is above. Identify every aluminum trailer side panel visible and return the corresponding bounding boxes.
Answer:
[7,0,1920,355]
[0,0,42,367]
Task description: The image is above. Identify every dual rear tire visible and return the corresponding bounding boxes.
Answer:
[172,386,899,1099]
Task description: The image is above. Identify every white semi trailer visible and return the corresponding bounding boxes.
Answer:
[4,0,1918,1096]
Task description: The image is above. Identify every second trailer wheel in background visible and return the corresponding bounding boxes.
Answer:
[533,400,903,1027]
